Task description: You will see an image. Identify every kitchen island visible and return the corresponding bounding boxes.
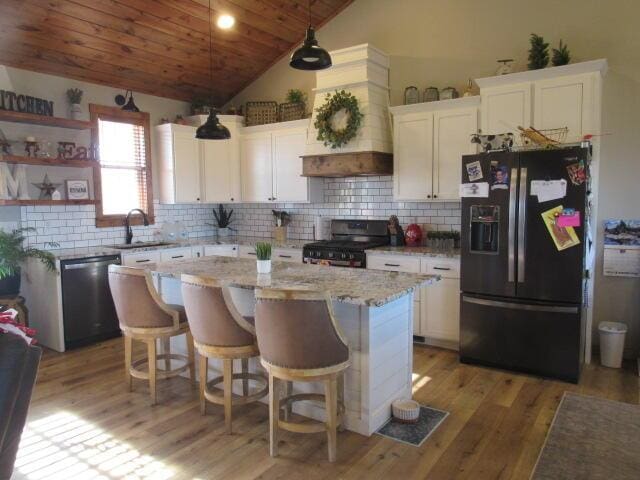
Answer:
[150,256,438,436]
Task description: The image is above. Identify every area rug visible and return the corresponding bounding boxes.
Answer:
[532,392,640,480]
[376,405,448,447]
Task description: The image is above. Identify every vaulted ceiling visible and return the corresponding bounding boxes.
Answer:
[0,0,353,104]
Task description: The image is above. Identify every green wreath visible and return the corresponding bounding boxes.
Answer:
[314,90,363,149]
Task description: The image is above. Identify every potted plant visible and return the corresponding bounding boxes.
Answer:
[67,88,83,120]
[279,89,307,121]
[255,242,272,274]
[212,204,233,237]
[0,228,57,296]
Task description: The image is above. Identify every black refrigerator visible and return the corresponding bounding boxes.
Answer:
[459,147,590,383]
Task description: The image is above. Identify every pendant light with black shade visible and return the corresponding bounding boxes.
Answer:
[196,0,230,140]
[290,0,332,71]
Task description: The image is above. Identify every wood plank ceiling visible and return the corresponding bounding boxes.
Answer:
[0,0,353,105]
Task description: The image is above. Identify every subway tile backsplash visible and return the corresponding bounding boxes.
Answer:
[230,176,461,240]
[18,176,460,248]
[21,202,216,250]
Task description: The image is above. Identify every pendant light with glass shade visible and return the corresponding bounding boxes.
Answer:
[290,0,332,71]
[196,0,230,140]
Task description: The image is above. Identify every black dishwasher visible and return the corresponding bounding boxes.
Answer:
[61,255,122,349]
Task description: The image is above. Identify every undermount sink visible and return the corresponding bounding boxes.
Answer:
[110,241,177,250]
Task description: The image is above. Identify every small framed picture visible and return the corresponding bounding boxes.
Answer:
[66,180,89,200]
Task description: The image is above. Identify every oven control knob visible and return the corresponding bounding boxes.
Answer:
[348,253,355,260]
[340,253,347,260]
[328,252,334,258]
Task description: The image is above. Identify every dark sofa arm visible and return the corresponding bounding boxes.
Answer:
[0,333,42,480]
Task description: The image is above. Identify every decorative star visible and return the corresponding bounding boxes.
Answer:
[32,174,61,200]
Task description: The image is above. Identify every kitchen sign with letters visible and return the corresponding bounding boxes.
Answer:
[0,90,54,116]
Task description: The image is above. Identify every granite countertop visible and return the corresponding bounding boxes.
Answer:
[48,235,458,262]
[49,236,307,261]
[366,245,461,258]
[151,256,438,307]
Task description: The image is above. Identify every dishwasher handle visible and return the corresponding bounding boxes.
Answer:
[63,259,121,270]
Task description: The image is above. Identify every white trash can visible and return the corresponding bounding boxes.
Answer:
[598,322,627,368]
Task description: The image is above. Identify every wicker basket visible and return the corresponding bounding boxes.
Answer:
[278,102,306,122]
[245,101,278,126]
[517,126,569,149]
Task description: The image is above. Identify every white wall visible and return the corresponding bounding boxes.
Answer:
[226,0,640,356]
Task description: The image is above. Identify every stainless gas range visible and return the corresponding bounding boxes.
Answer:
[303,219,389,268]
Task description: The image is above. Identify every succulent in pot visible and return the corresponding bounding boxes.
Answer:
[211,204,233,237]
[255,242,272,274]
[67,88,84,120]
[0,228,58,296]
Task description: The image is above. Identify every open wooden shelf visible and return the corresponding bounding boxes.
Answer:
[0,199,97,206]
[2,154,99,168]
[0,110,93,130]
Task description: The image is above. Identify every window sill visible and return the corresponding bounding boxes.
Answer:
[96,215,155,229]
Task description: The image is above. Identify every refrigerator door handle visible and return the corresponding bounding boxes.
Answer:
[517,167,528,283]
[508,167,518,282]
[462,296,579,314]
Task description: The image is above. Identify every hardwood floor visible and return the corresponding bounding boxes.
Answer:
[13,339,639,480]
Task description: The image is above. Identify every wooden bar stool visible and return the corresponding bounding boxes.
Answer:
[255,288,350,463]
[108,265,195,405]
[181,274,268,434]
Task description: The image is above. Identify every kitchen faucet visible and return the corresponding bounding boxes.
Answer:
[124,208,149,244]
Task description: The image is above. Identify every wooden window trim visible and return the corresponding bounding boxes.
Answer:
[90,104,155,228]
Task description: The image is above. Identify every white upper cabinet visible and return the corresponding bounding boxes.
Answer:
[157,124,201,203]
[272,129,308,202]
[533,74,595,142]
[393,111,433,200]
[391,97,479,201]
[240,131,273,202]
[240,120,321,203]
[433,107,478,200]
[476,59,607,139]
[201,136,241,203]
[480,82,532,135]
[157,116,243,204]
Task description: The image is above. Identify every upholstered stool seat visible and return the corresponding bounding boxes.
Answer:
[181,275,268,434]
[108,265,195,405]
[255,288,350,462]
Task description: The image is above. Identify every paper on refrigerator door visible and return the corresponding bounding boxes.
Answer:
[459,182,489,197]
[530,179,567,202]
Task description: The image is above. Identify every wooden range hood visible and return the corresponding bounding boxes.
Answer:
[302,151,393,177]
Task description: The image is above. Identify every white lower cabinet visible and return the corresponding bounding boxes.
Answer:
[238,245,257,259]
[159,247,193,263]
[273,248,302,263]
[367,253,460,350]
[366,254,423,336]
[238,245,302,262]
[121,251,161,266]
[419,258,460,347]
[203,244,238,257]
